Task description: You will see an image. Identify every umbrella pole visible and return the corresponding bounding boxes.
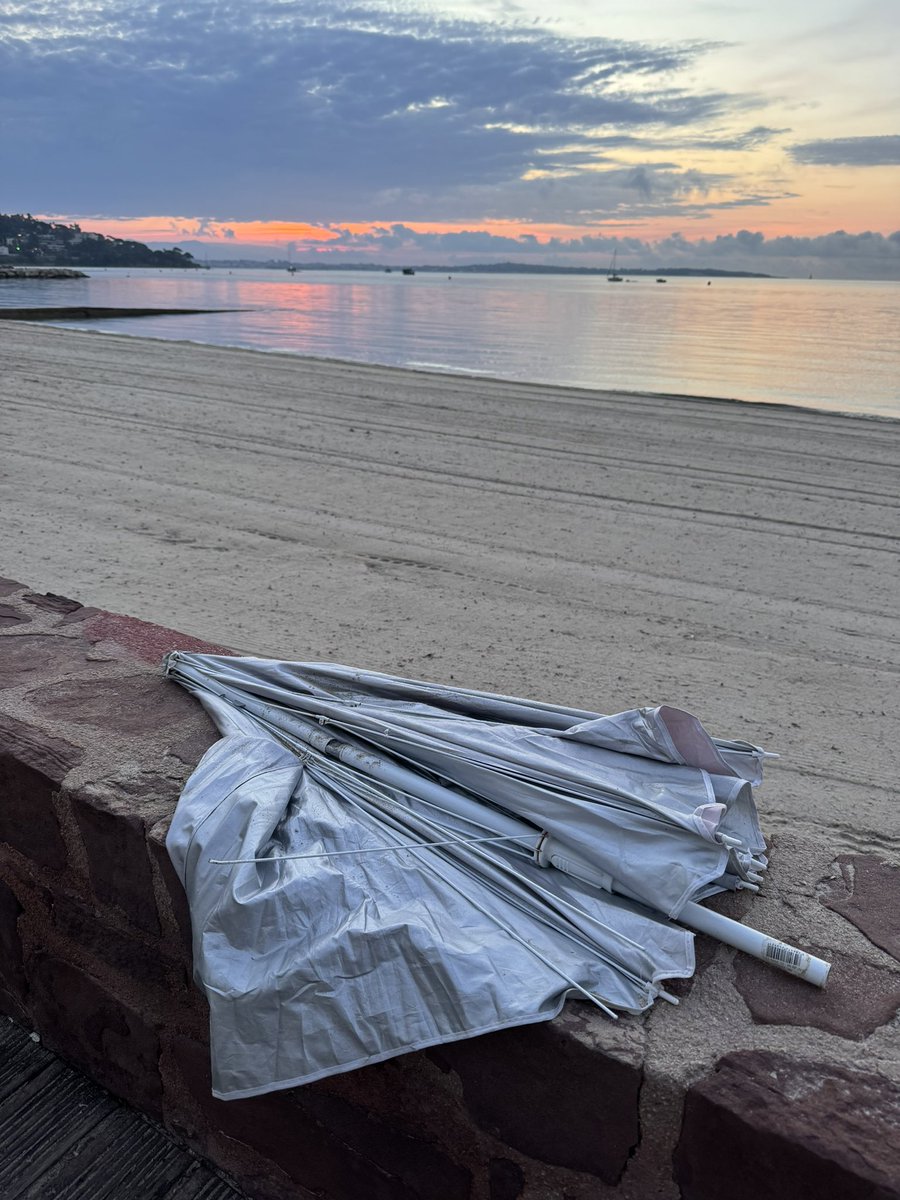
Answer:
[677,901,830,987]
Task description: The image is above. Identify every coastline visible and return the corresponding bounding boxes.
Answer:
[2,319,898,857]
[4,272,898,420]
[15,313,900,425]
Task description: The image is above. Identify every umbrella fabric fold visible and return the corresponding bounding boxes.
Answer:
[164,652,773,1099]
[169,731,694,1098]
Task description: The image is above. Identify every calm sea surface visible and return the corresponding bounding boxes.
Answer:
[2,267,898,418]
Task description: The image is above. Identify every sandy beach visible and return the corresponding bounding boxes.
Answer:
[2,320,898,856]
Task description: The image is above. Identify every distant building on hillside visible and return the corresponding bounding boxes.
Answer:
[0,213,198,268]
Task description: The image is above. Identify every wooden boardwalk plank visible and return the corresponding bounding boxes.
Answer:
[0,1022,58,1103]
[0,1021,244,1200]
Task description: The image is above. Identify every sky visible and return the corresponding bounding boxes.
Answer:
[1,0,898,276]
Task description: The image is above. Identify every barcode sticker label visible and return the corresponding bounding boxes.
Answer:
[764,940,810,976]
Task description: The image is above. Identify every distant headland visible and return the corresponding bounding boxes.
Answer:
[0,213,198,269]
[208,258,775,278]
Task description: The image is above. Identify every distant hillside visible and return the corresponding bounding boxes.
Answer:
[205,258,773,278]
[0,214,198,269]
[404,262,774,278]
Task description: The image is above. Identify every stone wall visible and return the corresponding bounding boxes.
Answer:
[1,578,899,1200]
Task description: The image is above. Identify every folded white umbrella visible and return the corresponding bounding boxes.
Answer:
[164,653,829,1099]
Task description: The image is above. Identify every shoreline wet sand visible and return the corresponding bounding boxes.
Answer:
[0,305,243,322]
[1,320,898,858]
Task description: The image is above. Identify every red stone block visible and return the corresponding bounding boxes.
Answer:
[82,611,231,665]
[824,854,900,964]
[25,672,216,741]
[22,591,84,615]
[295,1081,472,1200]
[0,714,83,870]
[487,1158,525,1200]
[28,951,163,1120]
[674,1050,900,1200]
[69,785,164,934]
[60,606,103,625]
[734,945,900,1040]
[164,726,220,770]
[0,877,27,1018]
[147,818,194,958]
[0,603,31,627]
[0,632,94,687]
[163,1035,472,1200]
[48,888,175,993]
[428,1013,641,1184]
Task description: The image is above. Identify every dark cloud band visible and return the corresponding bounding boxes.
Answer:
[1,0,759,220]
[789,136,900,167]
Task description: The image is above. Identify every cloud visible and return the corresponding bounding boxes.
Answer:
[621,228,900,278]
[0,0,765,222]
[789,135,900,166]
[691,125,790,151]
[161,221,898,278]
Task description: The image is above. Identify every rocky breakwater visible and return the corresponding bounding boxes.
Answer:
[0,266,87,279]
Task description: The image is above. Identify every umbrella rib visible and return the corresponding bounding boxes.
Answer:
[229,705,547,849]
[333,780,623,1018]
[315,757,667,998]
[295,753,631,1014]
[288,709,685,831]
[210,832,537,865]
[239,710,541,854]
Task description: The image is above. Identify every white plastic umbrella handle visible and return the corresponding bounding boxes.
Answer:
[678,902,830,987]
[538,835,830,987]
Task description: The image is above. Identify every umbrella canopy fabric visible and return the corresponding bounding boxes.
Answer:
[168,655,770,913]
[164,652,771,1099]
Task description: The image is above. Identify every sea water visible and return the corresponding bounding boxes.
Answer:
[1,267,897,418]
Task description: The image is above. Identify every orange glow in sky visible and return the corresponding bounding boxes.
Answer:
[54,164,900,262]
[41,151,900,280]
[43,214,616,255]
